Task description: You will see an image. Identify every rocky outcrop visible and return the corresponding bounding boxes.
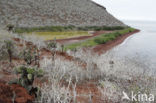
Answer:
[0,0,125,27]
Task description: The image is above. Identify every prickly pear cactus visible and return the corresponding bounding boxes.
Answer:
[9,66,43,97]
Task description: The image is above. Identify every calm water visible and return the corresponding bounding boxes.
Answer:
[110,20,156,72]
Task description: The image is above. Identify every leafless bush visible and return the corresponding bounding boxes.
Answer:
[40,83,72,103]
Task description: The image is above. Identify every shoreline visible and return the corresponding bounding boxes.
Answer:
[93,29,140,54]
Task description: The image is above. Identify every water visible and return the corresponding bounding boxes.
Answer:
[110,20,156,72]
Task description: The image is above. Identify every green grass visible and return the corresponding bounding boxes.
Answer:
[65,28,136,50]
[28,31,90,40]
[14,26,126,33]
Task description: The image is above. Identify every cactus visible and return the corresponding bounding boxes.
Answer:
[47,39,57,61]
[33,48,40,67]
[47,38,57,51]
[9,66,43,97]
[23,48,33,65]
[21,46,40,66]
[4,40,14,63]
[61,44,64,53]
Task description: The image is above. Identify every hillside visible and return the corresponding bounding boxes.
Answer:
[0,0,125,27]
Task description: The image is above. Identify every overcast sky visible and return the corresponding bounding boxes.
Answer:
[92,0,156,21]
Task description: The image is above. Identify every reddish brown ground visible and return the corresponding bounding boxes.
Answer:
[68,81,113,103]
[0,81,34,103]
[75,82,102,103]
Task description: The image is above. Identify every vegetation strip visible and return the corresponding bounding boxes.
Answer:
[93,29,140,53]
[14,25,126,33]
[65,28,136,50]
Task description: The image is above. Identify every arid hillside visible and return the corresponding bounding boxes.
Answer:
[0,0,125,27]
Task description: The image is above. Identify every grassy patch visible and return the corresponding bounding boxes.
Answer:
[14,26,76,33]
[65,28,136,50]
[14,26,126,33]
[28,31,90,40]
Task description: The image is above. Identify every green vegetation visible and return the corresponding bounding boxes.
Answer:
[14,26,126,33]
[65,28,135,50]
[77,26,126,31]
[14,25,76,33]
[14,66,44,77]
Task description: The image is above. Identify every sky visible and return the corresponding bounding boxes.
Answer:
[92,0,156,21]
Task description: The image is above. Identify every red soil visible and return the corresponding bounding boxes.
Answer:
[75,82,102,103]
[93,30,140,54]
[71,81,113,103]
[0,81,34,103]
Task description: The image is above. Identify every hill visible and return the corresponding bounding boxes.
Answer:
[0,0,125,27]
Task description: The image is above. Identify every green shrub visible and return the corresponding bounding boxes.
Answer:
[114,32,121,37]
[94,37,109,44]
[108,35,116,40]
